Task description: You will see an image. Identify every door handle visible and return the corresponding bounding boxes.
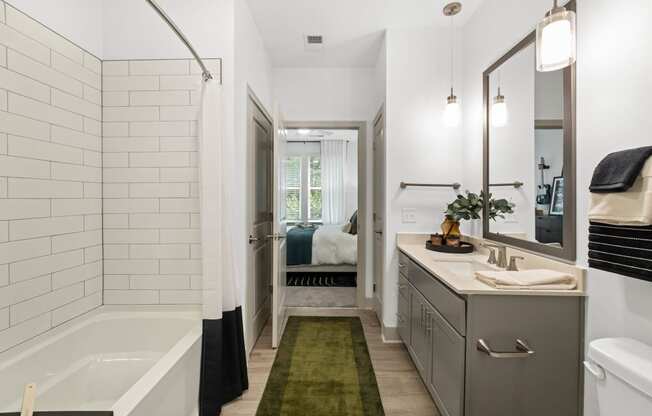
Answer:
[375,230,383,235]
[477,339,535,359]
[248,235,260,244]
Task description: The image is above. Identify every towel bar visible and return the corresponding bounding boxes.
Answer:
[400,182,461,190]
[489,181,524,188]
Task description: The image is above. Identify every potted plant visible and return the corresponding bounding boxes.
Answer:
[440,191,515,243]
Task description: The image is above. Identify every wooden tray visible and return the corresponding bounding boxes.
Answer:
[425,240,474,254]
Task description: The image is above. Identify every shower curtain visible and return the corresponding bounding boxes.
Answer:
[198,79,248,416]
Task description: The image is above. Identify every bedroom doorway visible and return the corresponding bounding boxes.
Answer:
[281,122,368,309]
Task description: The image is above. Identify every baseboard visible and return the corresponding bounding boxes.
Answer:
[382,325,402,343]
[287,306,360,317]
[360,296,375,309]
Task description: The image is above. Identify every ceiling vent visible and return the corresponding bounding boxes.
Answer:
[304,34,324,51]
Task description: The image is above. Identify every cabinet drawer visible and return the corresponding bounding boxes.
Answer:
[398,274,410,300]
[398,251,409,277]
[408,260,466,336]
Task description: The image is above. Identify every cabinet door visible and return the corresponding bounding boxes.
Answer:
[430,308,465,416]
[410,290,430,380]
[397,281,410,344]
[466,296,582,416]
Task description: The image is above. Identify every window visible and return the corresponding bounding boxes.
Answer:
[285,154,322,223]
[308,156,322,221]
[285,156,301,222]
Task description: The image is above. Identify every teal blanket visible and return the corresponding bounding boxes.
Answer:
[287,226,316,265]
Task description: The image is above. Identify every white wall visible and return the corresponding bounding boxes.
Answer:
[6,0,103,57]
[577,1,652,414]
[273,66,377,300]
[458,0,652,414]
[233,0,274,351]
[102,0,229,61]
[382,24,464,328]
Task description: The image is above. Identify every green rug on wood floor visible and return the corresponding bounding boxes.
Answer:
[256,316,385,416]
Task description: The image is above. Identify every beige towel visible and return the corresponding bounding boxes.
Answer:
[589,158,652,226]
[475,269,577,290]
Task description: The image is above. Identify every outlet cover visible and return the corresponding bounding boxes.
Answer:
[402,208,417,223]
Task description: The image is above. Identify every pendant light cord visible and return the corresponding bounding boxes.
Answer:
[450,14,455,94]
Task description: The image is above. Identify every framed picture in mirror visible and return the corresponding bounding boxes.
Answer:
[550,176,564,216]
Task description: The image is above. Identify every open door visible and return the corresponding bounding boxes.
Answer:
[271,107,288,348]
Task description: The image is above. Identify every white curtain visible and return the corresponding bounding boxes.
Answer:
[344,140,358,219]
[199,79,239,319]
[198,79,247,416]
[321,140,346,224]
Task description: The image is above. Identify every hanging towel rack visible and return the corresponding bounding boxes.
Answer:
[489,181,524,188]
[400,182,461,190]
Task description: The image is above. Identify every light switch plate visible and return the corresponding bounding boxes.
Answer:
[402,208,417,223]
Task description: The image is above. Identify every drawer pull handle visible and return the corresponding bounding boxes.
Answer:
[398,284,407,290]
[399,262,406,268]
[477,339,535,359]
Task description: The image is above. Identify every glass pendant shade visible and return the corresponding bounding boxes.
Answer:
[444,92,461,127]
[536,3,576,72]
[491,92,508,127]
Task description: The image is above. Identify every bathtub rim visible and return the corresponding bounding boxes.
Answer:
[0,305,201,367]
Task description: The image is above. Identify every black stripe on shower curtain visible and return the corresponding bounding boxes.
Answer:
[199,306,248,416]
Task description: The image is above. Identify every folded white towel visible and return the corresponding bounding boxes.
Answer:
[475,269,577,290]
[589,158,652,226]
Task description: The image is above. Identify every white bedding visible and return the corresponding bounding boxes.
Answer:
[311,224,357,265]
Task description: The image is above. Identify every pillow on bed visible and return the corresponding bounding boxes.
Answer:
[349,211,358,235]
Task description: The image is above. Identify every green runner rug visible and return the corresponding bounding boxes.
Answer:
[256,316,385,416]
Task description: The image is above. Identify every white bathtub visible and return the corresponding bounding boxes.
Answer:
[0,307,202,416]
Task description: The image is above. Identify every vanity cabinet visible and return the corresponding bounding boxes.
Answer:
[397,250,583,416]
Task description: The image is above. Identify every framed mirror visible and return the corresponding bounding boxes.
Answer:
[482,1,576,261]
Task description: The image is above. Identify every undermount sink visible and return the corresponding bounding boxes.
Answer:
[436,260,496,278]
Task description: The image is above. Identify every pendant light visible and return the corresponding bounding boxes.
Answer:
[443,2,462,128]
[536,0,576,72]
[492,71,508,127]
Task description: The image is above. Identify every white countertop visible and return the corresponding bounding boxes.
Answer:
[397,234,586,297]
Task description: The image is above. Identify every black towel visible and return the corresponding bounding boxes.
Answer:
[588,221,652,283]
[589,146,652,193]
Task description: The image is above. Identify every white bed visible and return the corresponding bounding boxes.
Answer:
[287,224,357,273]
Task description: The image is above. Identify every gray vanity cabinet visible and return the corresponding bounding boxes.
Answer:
[397,275,410,344]
[397,250,583,416]
[409,288,431,379]
[430,307,465,416]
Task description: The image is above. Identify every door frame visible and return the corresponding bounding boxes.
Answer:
[372,105,385,324]
[246,88,274,353]
[284,120,369,308]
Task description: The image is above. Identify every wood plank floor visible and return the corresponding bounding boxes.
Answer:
[222,309,439,416]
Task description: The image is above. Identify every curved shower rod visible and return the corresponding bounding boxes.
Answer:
[144,0,215,82]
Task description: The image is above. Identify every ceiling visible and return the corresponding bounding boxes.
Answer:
[246,0,484,68]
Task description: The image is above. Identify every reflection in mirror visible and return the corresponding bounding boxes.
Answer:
[487,42,565,247]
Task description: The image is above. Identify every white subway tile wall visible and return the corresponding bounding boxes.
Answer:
[0,2,102,352]
[102,58,219,306]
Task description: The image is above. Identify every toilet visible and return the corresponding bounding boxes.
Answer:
[585,338,652,415]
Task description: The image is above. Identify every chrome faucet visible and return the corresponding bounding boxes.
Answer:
[482,243,508,268]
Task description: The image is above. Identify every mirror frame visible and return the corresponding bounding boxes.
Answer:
[482,1,576,261]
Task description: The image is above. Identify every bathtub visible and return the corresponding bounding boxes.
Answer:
[0,307,202,416]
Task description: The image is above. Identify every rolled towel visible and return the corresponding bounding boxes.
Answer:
[590,146,652,193]
[475,269,577,290]
[589,158,652,226]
